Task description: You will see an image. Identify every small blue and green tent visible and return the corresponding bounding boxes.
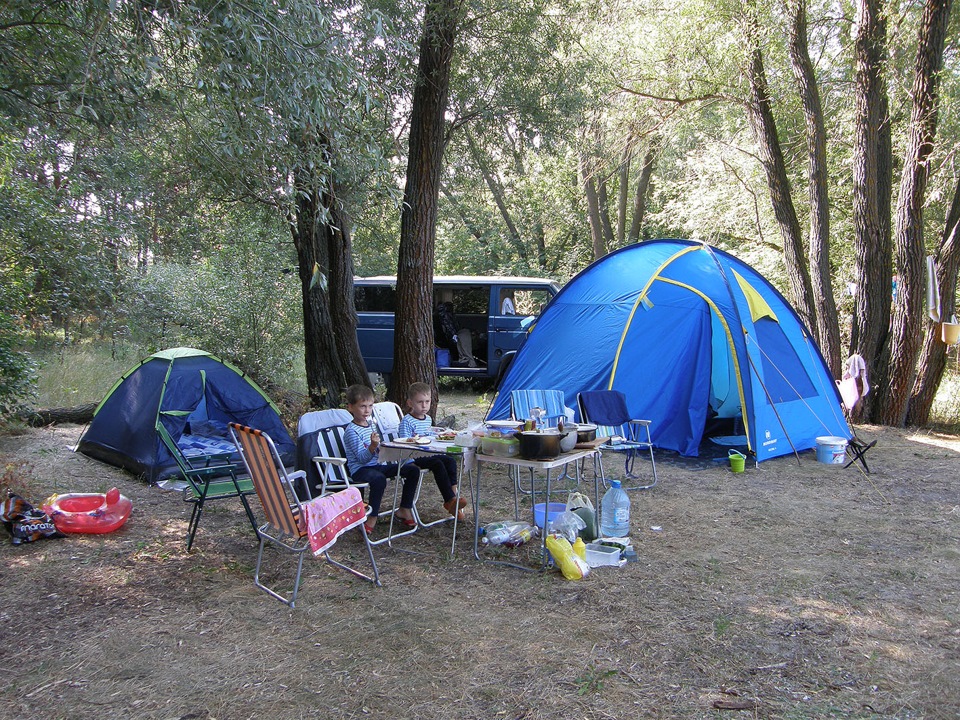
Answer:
[488,240,850,461]
[77,347,295,481]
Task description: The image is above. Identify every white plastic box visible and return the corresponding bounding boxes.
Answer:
[585,542,621,568]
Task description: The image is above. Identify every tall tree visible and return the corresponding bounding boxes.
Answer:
[743,10,817,332]
[392,0,465,405]
[787,0,841,377]
[850,0,893,419]
[876,0,954,425]
[907,175,960,425]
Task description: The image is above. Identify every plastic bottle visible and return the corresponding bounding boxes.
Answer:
[572,537,587,560]
[503,524,539,548]
[600,480,631,537]
[481,521,529,546]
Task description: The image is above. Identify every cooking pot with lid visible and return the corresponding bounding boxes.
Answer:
[575,424,597,443]
[517,430,561,460]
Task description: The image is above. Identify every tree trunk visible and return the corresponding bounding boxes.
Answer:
[291,168,346,408]
[596,173,616,251]
[617,147,630,245]
[788,0,842,378]
[20,402,97,426]
[581,153,606,260]
[466,130,527,260]
[324,198,370,389]
[877,0,953,426]
[393,0,462,408]
[851,0,892,422]
[907,175,960,425]
[628,144,657,243]
[744,25,817,333]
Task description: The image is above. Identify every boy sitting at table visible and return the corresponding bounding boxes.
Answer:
[398,382,467,520]
[343,384,420,534]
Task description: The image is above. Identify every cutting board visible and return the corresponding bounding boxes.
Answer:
[574,437,608,450]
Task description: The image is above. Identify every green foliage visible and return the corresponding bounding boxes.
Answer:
[126,236,303,388]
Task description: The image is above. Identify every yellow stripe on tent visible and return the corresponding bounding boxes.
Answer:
[609,244,700,389]
[609,270,753,452]
[733,270,778,323]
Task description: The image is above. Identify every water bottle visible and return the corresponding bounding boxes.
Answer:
[481,521,528,546]
[503,524,539,548]
[600,480,631,537]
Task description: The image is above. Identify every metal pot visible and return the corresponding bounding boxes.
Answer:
[575,424,597,443]
[517,430,561,460]
[558,425,578,452]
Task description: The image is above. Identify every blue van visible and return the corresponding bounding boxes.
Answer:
[354,275,560,382]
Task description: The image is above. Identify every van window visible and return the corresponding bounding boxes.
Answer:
[355,285,396,312]
[513,289,553,316]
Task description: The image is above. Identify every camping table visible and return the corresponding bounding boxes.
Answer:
[471,447,604,571]
[379,441,476,557]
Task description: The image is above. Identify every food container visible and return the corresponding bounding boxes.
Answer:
[481,436,520,457]
[575,424,597,443]
[517,430,561,460]
[585,542,621,568]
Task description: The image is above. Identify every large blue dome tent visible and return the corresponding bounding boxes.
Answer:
[77,348,295,482]
[487,240,851,461]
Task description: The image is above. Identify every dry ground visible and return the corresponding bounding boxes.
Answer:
[1,396,958,720]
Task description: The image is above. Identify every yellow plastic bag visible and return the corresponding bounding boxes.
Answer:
[546,534,590,580]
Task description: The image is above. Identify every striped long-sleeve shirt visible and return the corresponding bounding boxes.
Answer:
[398,414,434,439]
[343,421,379,475]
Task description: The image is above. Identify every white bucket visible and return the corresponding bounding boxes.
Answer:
[815,436,847,465]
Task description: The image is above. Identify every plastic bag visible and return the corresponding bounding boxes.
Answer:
[545,534,590,580]
[1,492,63,545]
[566,492,597,541]
[547,510,586,542]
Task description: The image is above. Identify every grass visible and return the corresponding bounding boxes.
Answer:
[30,342,139,408]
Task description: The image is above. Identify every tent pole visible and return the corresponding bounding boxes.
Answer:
[744,350,802,466]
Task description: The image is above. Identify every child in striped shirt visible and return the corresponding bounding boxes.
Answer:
[343,384,420,534]
[398,382,467,520]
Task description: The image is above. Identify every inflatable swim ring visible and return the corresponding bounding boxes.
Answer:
[43,487,133,534]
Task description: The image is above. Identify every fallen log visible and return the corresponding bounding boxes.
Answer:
[19,402,97,427]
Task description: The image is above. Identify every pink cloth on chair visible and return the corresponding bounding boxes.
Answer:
[301,487,367,556]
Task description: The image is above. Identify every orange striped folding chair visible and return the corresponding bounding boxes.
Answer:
[229,423,379,607]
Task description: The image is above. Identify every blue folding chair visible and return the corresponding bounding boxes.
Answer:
[578,390,657,490]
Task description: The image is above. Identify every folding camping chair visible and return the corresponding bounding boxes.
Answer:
[230,423,379,607]
[837,354,876,474]
[298,410,427,547]
[156,421,258,551]
[578,390,658,490]
[508,388,579,492]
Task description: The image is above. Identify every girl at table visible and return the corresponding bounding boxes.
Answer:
[343,384,420,534]
[398,382,467,520]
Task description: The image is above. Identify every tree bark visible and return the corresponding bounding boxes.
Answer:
[581,153,606,260]
[628,144,657,243]
[596,173,616,251]
[393,0,463,408]
[291,167,347,408]
[851,0,892,421]
[324,199,369,389]
[20,403,97,426]
[744,23,817,334]
[878,0,953,426]
[907,175,960,425]
[617,147,630,245]
[466,130,527,260]
[788,0,841,378]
